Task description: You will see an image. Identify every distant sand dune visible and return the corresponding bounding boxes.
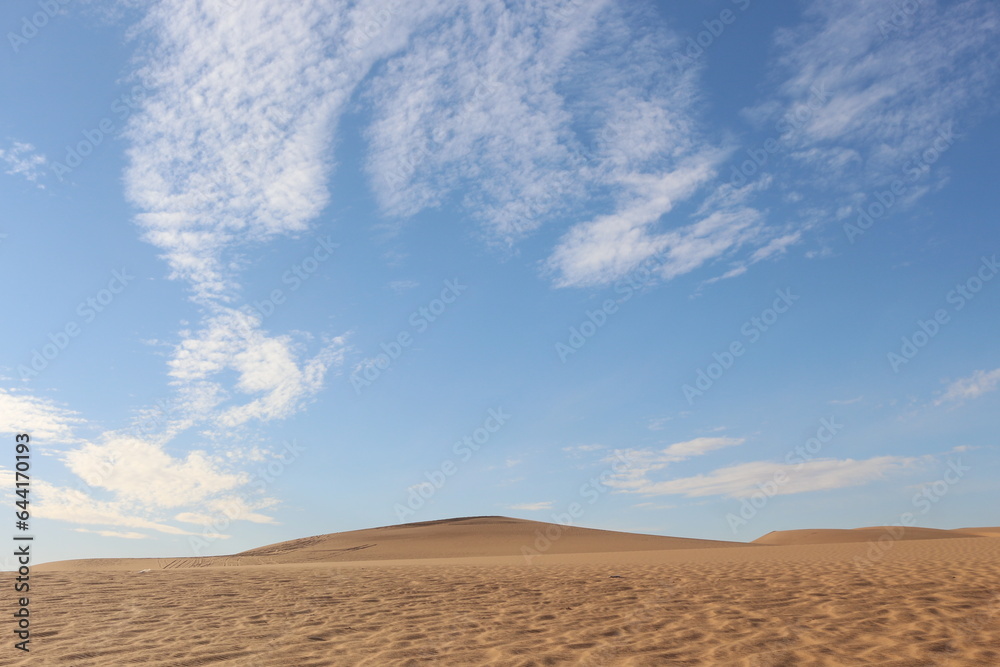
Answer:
[753,525,999,546]
[953,526,1000,538]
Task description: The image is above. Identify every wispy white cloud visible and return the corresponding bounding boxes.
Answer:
[692,0,1000,284]
[364,0,613,242]
[749,232,803,263]
[610,455,919,498]
[936,368,1000,405]
[562,444,605,455]
[647,417,670,431]
[508,501,554,511]
[176,495,277,526]
[632,502,675,510]
[169,307,346,428]
[388,279,420,293]
[33,481,227,538]
[565,444,604,452]
[123,0,454,302]
[0,141,46,185]
[361,1,778,287]
[701,224,803,286]
[658,437,744,460]
[608,436,745,491]
[174,512,217,525]
[0,389,84,443]
[74,528,150,540]
[68,0,1000,315]
[829,395,864,405]
[754,0,1000,191]
[547,159,754,288]
[126,2,341,301]
[606,435,921,500]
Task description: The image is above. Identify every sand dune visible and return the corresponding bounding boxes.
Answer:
[236,515,748,561]
[953,527,1000,538]
[20,517,1000,665]
[37,516,747,572]
[753,525,998,546]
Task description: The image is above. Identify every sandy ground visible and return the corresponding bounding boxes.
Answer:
[10,518,1000,666]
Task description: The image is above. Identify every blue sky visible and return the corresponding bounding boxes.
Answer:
[1,0,999,565]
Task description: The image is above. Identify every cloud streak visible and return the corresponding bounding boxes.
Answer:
[508,501,554,511]
[606,436,745,491]
[609,455,919,499]
[0,141,46,185]
[0,389,84,443]
[936,368,1000,405]
[753,0,1000,191]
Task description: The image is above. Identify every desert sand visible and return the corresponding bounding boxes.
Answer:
[13,516,1000,666]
